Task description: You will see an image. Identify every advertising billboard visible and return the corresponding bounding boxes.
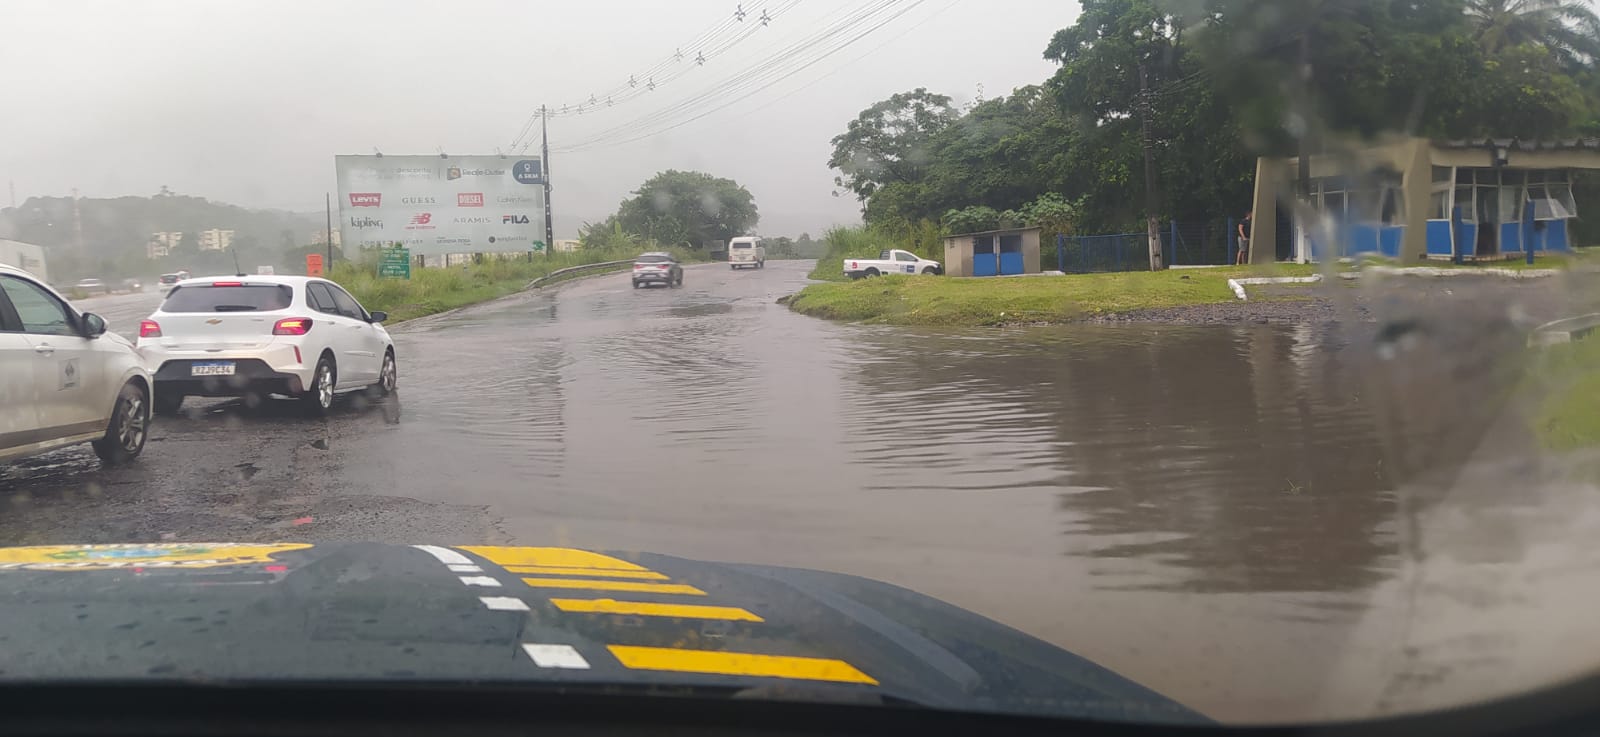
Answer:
[335,155,545,256]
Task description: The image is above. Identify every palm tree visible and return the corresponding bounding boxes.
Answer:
[1465,0,1600,67]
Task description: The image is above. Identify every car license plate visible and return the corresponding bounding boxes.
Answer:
[190,361,236,377]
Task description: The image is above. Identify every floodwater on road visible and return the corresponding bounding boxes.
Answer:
[3,260,1597,723]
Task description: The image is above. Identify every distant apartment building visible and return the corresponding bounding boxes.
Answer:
[552,239,580,253]
[198,228,235,251]
[311,229,342,247]
[147,231,182,259]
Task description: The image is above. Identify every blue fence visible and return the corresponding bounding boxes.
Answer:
[1057,220,1239,273]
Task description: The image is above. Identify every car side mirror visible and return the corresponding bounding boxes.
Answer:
[367,311,388,323]
[81,312,107,338]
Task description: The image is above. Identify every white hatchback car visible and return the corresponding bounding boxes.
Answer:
[137,276,397,416]
[0,264,152,464]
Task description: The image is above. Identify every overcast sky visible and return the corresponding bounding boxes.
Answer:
[0,0,1071,237]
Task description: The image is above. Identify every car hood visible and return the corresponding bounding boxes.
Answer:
[0,543,1202,723]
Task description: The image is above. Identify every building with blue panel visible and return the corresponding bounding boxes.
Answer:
[1249,137,1595,264]
[942,228,1043,277]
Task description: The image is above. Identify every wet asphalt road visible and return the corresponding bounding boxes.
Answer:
[3,262,1599,723]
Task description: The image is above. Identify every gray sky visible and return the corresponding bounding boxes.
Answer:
[0,0,1071,237]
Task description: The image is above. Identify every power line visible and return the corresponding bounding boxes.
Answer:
[509,2,799,151]
[548,1,895,151]
[510,4,757,148]
[553,0,916,153]
[732,0,960,121]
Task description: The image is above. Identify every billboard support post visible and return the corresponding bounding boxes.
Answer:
[542,105,554,257]
[325,192,333,265]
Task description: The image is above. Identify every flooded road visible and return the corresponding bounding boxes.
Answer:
[3,260,1598,722]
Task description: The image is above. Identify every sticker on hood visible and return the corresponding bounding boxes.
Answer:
[0,543,313,571]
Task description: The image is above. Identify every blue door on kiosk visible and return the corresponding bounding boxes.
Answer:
[998,234,1024,275]
[972,236,997,276]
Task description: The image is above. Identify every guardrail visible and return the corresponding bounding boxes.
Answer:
[524,259,633,290]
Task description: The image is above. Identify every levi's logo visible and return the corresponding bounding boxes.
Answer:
[349,193,381,207]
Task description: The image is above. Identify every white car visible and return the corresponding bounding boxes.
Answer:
[843,249,942,278]
[0,263,152,465]
[136,275,397,416]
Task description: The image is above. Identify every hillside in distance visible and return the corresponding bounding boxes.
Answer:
[0,192,322,280]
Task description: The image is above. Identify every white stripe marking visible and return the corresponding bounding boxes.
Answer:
[459,576,502,587]
[411,545,474,566]
[522,643,590,669]
[480,596,530,611]
[448,564,483,573]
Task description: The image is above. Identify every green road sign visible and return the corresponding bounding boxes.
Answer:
[532,241,547,253]
[378,247,411,279]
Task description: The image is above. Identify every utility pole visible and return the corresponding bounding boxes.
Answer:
[541,105,554,257]
[325,192,334,263]
[1295,31,1312,265]
[1137,62,1164,271]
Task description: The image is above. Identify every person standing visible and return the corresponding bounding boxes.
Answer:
[1236,211,1253,265]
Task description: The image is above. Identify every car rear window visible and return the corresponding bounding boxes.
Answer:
[636,255,674,263]
[162,284,293,312]
[732,242,753,248]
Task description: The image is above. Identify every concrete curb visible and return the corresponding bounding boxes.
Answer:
[1360,265,1561,279]
[1530,313,1600,347]
[1228,264,1567,301]
[1227,275,1322,300]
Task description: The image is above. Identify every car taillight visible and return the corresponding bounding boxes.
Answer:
[273,317,313,335]
[139,320,162,338]
[633,263,646,270]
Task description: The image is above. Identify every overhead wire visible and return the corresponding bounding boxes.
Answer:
[551,0,915,153]
[509,1,798,151]
[549,0,801,119]
[545,0,894,151]
[731,0,961,121]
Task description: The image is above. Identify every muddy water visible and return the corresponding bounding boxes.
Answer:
[14,261,1592,723]
[330,261,1595,722]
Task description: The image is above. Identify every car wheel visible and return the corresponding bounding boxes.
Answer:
[374,350,398,395]
[93,382,149,464]
[864,268,880,277]
[632,281,641,289]
[154,391,185,416]
[301,355,336,416]
[922,266,938,275]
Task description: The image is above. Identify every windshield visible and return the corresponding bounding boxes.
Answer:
[161,284,293,312]
[3,0,1600,731]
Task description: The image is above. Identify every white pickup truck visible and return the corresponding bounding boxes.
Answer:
[843,249,942,279]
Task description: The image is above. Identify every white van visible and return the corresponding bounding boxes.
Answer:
[728,236,765,270]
